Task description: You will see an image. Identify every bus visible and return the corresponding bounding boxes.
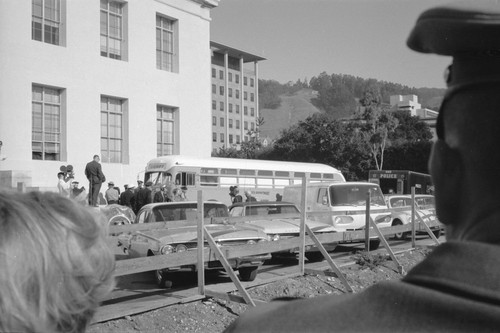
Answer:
[143,155,345,204]
[368,170,433,195]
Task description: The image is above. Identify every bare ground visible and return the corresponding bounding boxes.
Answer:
[88,248,431,333]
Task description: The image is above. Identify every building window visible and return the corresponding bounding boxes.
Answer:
[250,78,254,87]
[244,76,248,86]
[219,102,224,111]
[251,93,254,102]
[32,0,62,45]
[156,15,178,72]
[219,70,223,80]
[236,135,240,144]
[212,68,216,78]
[236,90,240,99]
[100,0,125,60]
[157,105,176,157]
[32,85,62,160]
[236,105,240,114]
[219,86,224,95]
[244,92,248,100]
[229,72,232,82]
[229,104,233,113]
[236,120,240,129]
[251,107,255,116]
[228,88,232,97]
[235,74,240,84]
[245,135,249,142]
[101,96,124,163]
[212,100,216,110]
[220,117,224,127]
[212,84,216,94]
[251,122,255,130]
[244,106,248,115]
[229,134,233,144]
[212,132,217,142]
[220,133,224,143]
[244,121,248,130]
[212,116,216,126]
[229,119,233,128]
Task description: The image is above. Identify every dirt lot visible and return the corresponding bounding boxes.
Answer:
[89,247,431,333]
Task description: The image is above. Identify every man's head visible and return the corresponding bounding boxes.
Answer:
[145,181,153,188]
[57,172,65,179]
[244,190,251,198]
[93,155,100,162]
[137,180,144,188]
[108,181,114,188]
[408,2,500,241]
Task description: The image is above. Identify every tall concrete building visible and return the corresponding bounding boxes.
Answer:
[0,0,219,191]
[210,41,265,153]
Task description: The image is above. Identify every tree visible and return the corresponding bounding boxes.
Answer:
[389,112,433,145]
[356,87,399,170]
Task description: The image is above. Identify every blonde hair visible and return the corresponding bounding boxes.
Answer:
[0,190,115,333]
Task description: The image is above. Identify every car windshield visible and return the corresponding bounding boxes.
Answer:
[152,203,228,222]
[330,184,386,206]
[245,204,299,216]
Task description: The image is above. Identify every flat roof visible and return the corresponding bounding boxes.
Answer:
[210,41,266,63]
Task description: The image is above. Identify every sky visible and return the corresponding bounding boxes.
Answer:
[210,0,453,89]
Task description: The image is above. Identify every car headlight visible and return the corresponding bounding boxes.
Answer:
[175,244,188,252]
[375,215,392,224]
[247,239,257,245]
[270,234,280,241]
[334,216,354,224]
[160,245,174,254]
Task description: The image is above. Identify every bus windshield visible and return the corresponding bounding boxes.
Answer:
[330,184,386,207]
[145,172,172,186]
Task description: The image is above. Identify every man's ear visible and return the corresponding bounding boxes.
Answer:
[429,140,463,226]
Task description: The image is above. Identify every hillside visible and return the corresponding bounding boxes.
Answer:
[259,89,320,141]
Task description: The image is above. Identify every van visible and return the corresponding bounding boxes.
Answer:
[283,182,393,249]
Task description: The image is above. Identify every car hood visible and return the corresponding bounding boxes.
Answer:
[144,224,267,244]
[243,218,335,234]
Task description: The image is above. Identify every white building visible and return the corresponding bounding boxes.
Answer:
[390,94,439,139]
[0,0,219,191]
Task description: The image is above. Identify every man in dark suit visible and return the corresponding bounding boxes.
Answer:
[135,181,153,213]
[85,155,106,207]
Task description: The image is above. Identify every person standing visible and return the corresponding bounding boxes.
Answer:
[119,184,135,208]
[135,181,153,213]
[231,186,243,204]
[57,172,70,198]
[105,181,119,205]
[85,155,106,207]
[154,184,169,203]
[244,190,256,202]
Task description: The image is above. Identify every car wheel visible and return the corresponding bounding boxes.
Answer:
[392,220,407,240]
[238,267,258,281]
[368,239,380,251]
[305,251,325,262]
[432,229,441,239]
[154,269,173,289]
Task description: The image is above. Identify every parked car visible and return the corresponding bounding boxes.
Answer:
[385,194,442,240]
[228,201,337,262]
[118,201,271,287]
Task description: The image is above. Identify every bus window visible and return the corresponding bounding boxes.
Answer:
[175,172,195,186]
[146,172,172,185]
[257,178,273,188]
[201,167,218,175]
[311,173,321,179]
[323,173,334,179]
[274,179,290,189]
[257,170,273,176]
[221,168,237,175]
[294,172,305,178]
[275,171,289,177]
[200,175,218,187]
[240,169,256,176]
[292,178,302,185]
[239,177,256,188]
[220,177,237,188]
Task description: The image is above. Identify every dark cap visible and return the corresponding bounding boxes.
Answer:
[108,181,114,186]
[181,186,187,190]
[407,1,500,139]
[145,181,153,186]
[137,180,143,184]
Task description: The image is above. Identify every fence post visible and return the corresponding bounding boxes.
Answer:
[298,176,308,275]
[364,191,371,251]
[411,187,416,248]
[197,190,205,296]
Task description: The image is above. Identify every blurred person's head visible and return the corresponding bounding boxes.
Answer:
[0,190,115,333]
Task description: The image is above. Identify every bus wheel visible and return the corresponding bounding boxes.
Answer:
[239,267,258,281]
[305,252,325,262]
[368,239,380,251]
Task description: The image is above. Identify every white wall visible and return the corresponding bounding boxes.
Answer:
[0,0,214,190]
